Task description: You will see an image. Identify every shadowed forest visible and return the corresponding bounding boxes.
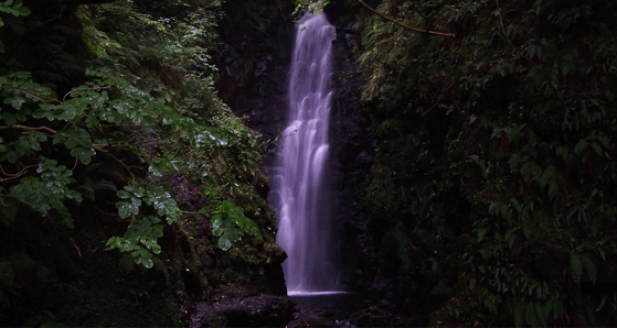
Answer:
[1,0,616,327]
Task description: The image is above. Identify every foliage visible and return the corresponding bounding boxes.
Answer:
[0,0,30,53]
[0,63,216,266]
[356,0,617,326]
[200,187,262,251]
[0,0,283,326]
[0,0,274,323]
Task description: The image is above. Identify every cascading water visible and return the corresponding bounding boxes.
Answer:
[268,10,340,296]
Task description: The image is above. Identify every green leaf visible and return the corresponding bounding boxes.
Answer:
[570,252,583,283]
[589,142,602,156]
[18,6,30,16]
[579,254,597,284]
[508,153,521,171]
[149,155,180,175]
[514,301,525,328]
[212,216,224,237]
[235,213,262,239]
[0,262,14,287]
[555,146,568,160]
[521,161,542,183]
[141,258,154,269]
[117,190,130,199]
[2,113,16,126]
[539,166,555,189]
[477,228,488,243]
[574,140,588,154]
[9,97,25,109]
[146,187,180,224]
[70,146,96,165]
[0,201,17,226]
[116,199,141,218]
[9,158,81,224]
[218,235,232,251]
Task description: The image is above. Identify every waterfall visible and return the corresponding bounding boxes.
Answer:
[268,11,339,295]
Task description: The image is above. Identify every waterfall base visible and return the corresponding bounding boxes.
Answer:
[289,293,366,326]
[288,290,350,297]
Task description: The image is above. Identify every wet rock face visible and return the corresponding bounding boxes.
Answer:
[287,316,339,328]
[190,286,297,328]
[327,13,378,294]
[214,0,294,164]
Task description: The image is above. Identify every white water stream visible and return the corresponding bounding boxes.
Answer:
[269,11,341,295]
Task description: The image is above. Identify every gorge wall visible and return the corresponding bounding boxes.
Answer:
[214,0,379,295]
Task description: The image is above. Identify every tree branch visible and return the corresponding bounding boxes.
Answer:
[0,164,40,182]
[356,0,455,37]
[0,194,33,208]
[0,124,57,134]
[0,86,61,105]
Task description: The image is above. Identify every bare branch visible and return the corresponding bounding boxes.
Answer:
[0,194,33,207]
[0,164,40,182]
[0,86,61,105]
[356,0,455,37]
[70,238,83,257]
[0,124,57,134]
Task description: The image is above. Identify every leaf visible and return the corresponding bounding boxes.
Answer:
[525,302,536,326]
[534,301,547,327]
[218,235,232,251]
[2,113,16,126]
[574,140,588,154]
[18,6,30,16]
[141,258,154,269]
[555,146,568,160]
[514,301,525,328]
[595,296,607,312]
[0,202,17,226]
[116,198,141,219]
[539,165,555,189]
[589,142,602,156]
[70,146,96,165]
[504,229,516,249]
[477,228,488,243]
[146,188,180,224]
[10,97,25,109]
[508,153,521,171]
[520,161,541,183]
[579,254,596,284]
[570,252,583,284]
[149,155,180,175]
[0,262,14,287]
[212,216,224,237]
[117,190,130,199]
[235,214,262,239]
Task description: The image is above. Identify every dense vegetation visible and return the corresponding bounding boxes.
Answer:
[3,0,617,326]
[0,0,283,325]
[339,0,617,326]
